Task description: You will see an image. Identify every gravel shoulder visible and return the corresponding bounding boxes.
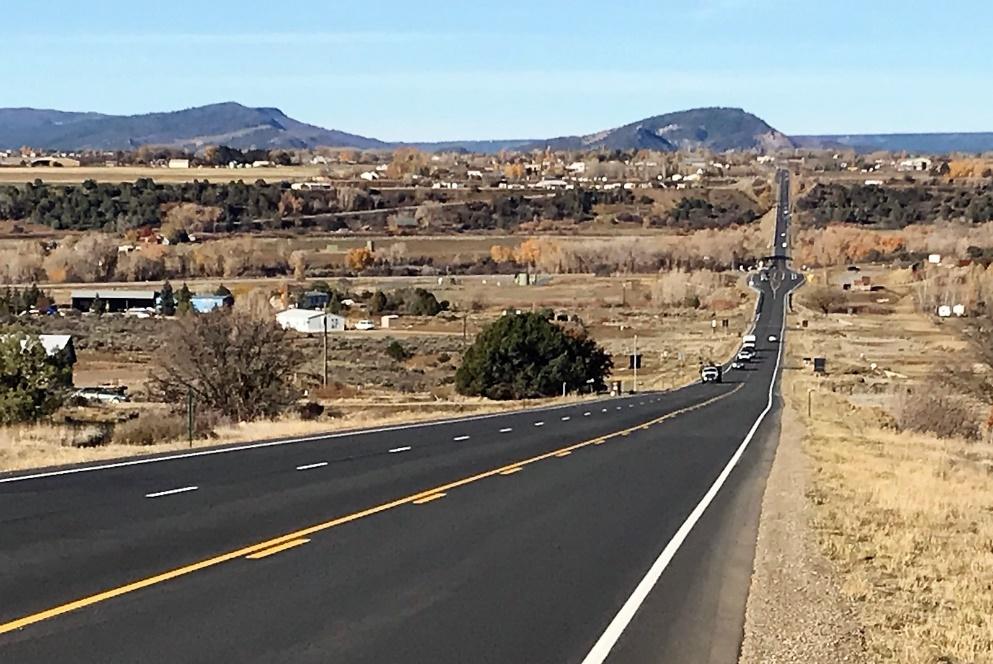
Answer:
[738,401,866,664]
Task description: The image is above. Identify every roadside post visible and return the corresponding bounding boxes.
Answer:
[187,387,194,448]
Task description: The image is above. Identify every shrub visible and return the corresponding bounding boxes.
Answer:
[385,340,411,362]
[455,312,612,399]
[892,388,980,440]
[111,413,192,446]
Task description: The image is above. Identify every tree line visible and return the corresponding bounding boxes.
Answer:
[798,183,993,228]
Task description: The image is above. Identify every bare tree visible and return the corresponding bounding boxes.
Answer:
[150,310,302,421]
[804,286,846,314]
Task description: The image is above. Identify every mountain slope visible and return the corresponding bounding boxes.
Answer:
[523,107,795,152]
[0,103,387,151]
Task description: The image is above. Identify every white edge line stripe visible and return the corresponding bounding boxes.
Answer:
[499,428,513,433]
[145,486,198,499]
[388,446,412,454]
[295,462,328,471]
[0,392,648,485]
[579,286,792,664]
[561,416,571,421]
[534,422,544,427]
[453,435,470,441]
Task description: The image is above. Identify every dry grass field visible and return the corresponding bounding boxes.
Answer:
[0,165,324,184]
[1,272,755,472]
[785,270,993,663]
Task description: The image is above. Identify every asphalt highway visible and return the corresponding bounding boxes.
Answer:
[0,171,799,663]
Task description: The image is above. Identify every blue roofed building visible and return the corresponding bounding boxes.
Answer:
[190,294,234,313]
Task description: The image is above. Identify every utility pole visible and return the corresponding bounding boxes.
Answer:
[322,314,329,387]
[462,313,468,345]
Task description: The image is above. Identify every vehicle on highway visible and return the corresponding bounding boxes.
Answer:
[781,242,787,248]
[731,360,745,370]
[737,348,755,362]
[742,334,757,345]
[768,335,778,343]
[354,319,375,330]
[700,364,722,383]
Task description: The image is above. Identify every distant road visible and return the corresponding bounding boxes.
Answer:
[0,173,800,662]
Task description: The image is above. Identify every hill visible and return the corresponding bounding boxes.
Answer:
[0,102,387,151]
[521,107,795,152]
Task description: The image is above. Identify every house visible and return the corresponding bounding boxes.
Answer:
[359,171,381,181]
[388,214,420,232]
[71,289,158,313]
[190,294,233,313]
[276,309,346,334]
[167,159,190,169]
[898,157,932,172]
[298,291,330,310]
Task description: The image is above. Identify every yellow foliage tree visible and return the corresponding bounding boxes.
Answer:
[345,247,375,272]
[490,245,515,263]
[514,239,543,266]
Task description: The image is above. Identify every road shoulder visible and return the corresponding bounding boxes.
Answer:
[738,400,865,663]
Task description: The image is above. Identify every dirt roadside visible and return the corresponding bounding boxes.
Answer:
[738,396,866,663]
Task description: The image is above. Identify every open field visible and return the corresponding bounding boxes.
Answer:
[0,165,324,184]
[2,272,755,472]
[784,269,993,663]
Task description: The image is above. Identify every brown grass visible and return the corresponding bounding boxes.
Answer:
[0,165,323,184]
[0,395,594,474]
[786,273,993,663]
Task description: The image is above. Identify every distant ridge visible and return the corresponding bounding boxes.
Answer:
[0,102,989,154]
[0,102,387,151]
[793,132,993,154]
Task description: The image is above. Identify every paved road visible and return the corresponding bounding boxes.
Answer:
[0,172,799,663]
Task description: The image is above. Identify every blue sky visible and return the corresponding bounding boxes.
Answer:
[5,1,992,141]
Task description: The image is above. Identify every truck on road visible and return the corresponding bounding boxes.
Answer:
[700,364,722,383]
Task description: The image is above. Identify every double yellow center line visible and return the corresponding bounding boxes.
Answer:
[0,385,741,637]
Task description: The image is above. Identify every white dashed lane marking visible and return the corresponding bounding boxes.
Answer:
[145,486,199,499]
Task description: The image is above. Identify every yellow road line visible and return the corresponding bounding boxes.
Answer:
[554,450,572,458]
[245,539,310,560]
[499,467,523,475]
[0,383,742,637]
[412,493,446,505]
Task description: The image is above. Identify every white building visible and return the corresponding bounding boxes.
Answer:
[898,157,932,172]
[359,171,381,181]
[276,309,345,334]
[167,159,190,169]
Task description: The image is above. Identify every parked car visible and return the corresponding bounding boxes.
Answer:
[354,319,375,331]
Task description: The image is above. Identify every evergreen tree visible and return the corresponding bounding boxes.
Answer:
[455,313,612,400]
[160,281,176,316]
[176,283,193,316]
